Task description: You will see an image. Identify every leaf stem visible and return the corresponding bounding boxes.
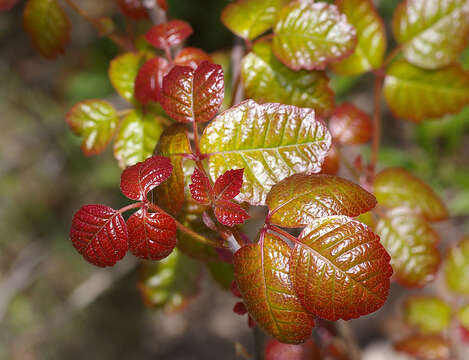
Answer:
[370,73,384,175]
[192,121,201,157]
[381,45,402,69]
[116,109,133,117]
[268,225,300,244]
[118,202,144,214]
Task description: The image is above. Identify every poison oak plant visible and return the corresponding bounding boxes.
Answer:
[6,0,469,358]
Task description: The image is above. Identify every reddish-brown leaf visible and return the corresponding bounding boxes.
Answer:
[214,200,249,227]
[157,0,168,11]
[120,155,173,201]
[174,47,212,69]
[160,61,224,123]
[264,339,321,360]
[117,0,148,19]
[395,335,450,360]
[70,205,128,267]
[233,301,248,315]
[145,20,193,50]
[213,169,244,201]
[233,232,314,344]
[319,145,340,175]
[189,168,211,205]
[134,57,170,105]
[290,215,392,321]
[0,0,18,11]
[127,208,176,260]
[329,103,373,145]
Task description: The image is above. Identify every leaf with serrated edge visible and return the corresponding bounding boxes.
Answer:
[174,47,212,69]
[70,205,128,267]
[113,110,165,169]
[392,0,469,70]
[189,168,211,205]
[214,169,244,201]
[145,20,193,50]
[395,335,450,360]
[403,296,451,334]
[376,209,440,288]
[242,40,334,117]
[384,60,469,123]
[233,232,314,343]
[135,57,170,105]
[66,100,119,156]
[267,174,377,228]
[329,103,373,145]
[444,237,469,294]
[200,100,331,205]
[273,1,356,70]
[374,168,448,221]
[23,0,70,59]
[221,0,290,40]
[331,0,386,75]
[290,215,392,321]
[214,200,249,227]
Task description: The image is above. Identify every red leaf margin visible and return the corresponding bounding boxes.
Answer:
[145,20,193,50]
[134,56,170,105]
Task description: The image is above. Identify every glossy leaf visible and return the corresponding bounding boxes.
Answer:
[264,339,321,360]
[117,0,148,19]
[221,0,290,40]
[376,209,440,287]
[127,208,176,260]
[189,168,211,205]
[174,47,212,69]
[266,174,377,228]
[23,0,70,59]
[374,168,448,221]
[444,237,469,294]
[329,103,373,145]
[139,249,202,312]
[241,40,334,117]
[113,110,165,168]
[272,1,356,70]
[403,297,451,334]
[134,57,170,105]
[213,169,244,201]
[120,155,172,201]
[70,205,128,267]
[153,124,191,216]
[233,232,314,344]
[290,215,392,321]
[383,60,469,122]
[331,0,386,75]
[160,62,224,123]
[66,100,119,156]
[395,335,450,360]
[200,100,331,205]
[319,145,340,175]
[145,20,193,50]
[214,200,249,227]
[392,0,469,69]
[0,0,18,11]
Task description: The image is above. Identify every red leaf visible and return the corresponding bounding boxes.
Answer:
[160,61,224,123]
[157,0,167,11]
[134,57,170,104]
[120,155,173,201]
[145,20,193,50]
[213,168,244,201]
[233,301,247,315]
[0,0,18,11]
[174,47,212,69]
[319,145,340,175]
[70,205,128,267]
[264,339,321,360]
[329,103,373,145]
[127,208,177,260]
[117,0,148,20]
[231,280,242,298]
[189,168,211,205]
[214,200,249,227]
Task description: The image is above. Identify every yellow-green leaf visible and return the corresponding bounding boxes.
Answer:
[403,297,452,334]
[456,303,469,330]
[444,237,469,294]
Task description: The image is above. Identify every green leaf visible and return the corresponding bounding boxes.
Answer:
[221,0,290,40]
[109,52,151,105]
[113,109,164,168]
[266,174,377,228]
[403,297,452,334]
[66,100,119,156]
[207,260,234,289]
[444,237,469,294]
[376,209,440,288]
[233,232,314,344]
[392,0,469,69]
[138,249,202,312]
[200,100,331,205]
[395,335,450,360]
[384,60,469,122]
[273,1,356,70]
[331,0,386,75]
[241,40,334,117]
[290,215,392,321]
[456,303,469,330]
[23,0,70,59]
[153,124,191,216]
[374,168,448,221]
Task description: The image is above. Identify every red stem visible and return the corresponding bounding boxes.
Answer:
[118,202,144,214]
[268,225,300,244]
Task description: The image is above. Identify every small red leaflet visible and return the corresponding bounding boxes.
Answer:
[145,20,193,50]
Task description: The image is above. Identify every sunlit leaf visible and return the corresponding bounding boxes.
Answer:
[189,168,211,205]
[174,47,212,69]
[135,57,170,105]
[329,102,373,145]
[70,205,128,267]
[266,174,376,227]
[213,169,244,201]
[392,0,469,69]
[242,40,334,117]
[139,249,202,312]
[395,335,450,360]
[233,232,314,343]
[376,209,440,288]
[331,0,386,75]
[66,100,119,156]
[273,1,356,70]
[117,0,148,19]
[444,237,469,294]
[264,339,321,360]
[113,110,165,168]
[374,168,448,221]
[23,0,70,59]
[145,20,193,50]
[404,297,452,334]
[221,0,290,40]
[383,60,469,122]
[214,200,249,227]
[200,100,331,205]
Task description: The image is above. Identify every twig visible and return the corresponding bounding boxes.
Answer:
[336,320,361,360]
[141,0,167,24]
